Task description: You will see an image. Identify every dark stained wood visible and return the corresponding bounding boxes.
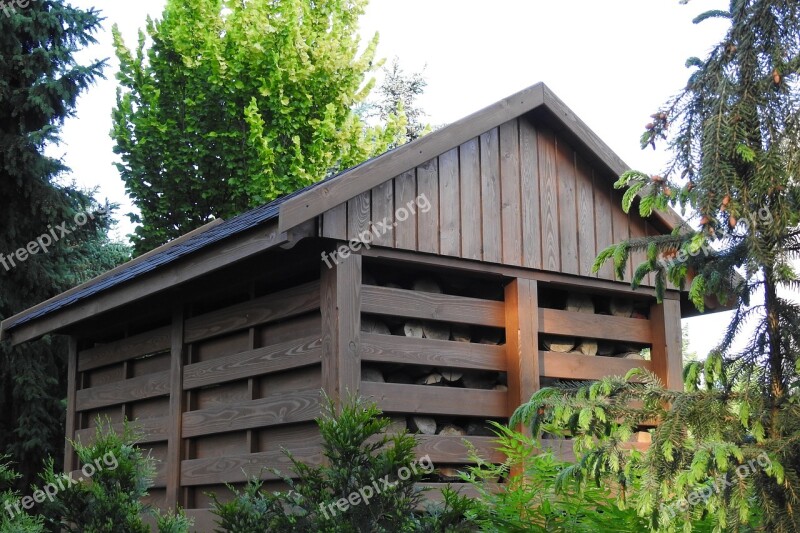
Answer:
[370,179,394,247]
[480,128,502,263]
[538,128,560,271]
[184,280,320,344]
[505,280,539,424]
[360,333,506,371]
[79,326,171,372]
[74,416,169,445]
[65,337,78,473]
[500,119,522,266]
[416,158,440,254]
[347,192,371,242]
[322,203,347,240]
[650,300,683,390]
[519,118,542,269]
[183,335,322,390]
[540,351,652,381]
[576,156,596,277]
[361,382,507,418]
[415,435,504,464]
[459,138,482,261]
[181,446,323,486]
[539,308,652,344]
[76,370,170,412]
[361,285,505,327]
[438,148,460,257]
[612,189,633,282]
[593,170,615,280]
[394,170,418,250]
[185,509,215,533]
[630,214,652,287]
[181,389,322,438]
[556,137,579,275]
[166,306,185,506]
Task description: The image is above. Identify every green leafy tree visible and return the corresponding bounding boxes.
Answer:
[0,0,130,488]
[1,459,43,533]
[515,0,800,531]
[369,57,430,143]
[112,0,407,255]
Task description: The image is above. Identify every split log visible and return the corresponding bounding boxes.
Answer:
[462,372,497,390]
[597,341,616,356]
[542,336,576,353]
[439,369,463,383]
[634,431,652,444]
[438,467,461,482]
[362,366,385,383]
[466,421,496,437]
[438,424,467,437]
[409,416,437,435]
[422,320,451,341]
[610,298,634,317]
[577,339,598,356]
[416,372,444,386]
[403,320,424,338]
[492,384,508,392]
[361,316,391,335]
[566,293,595,314]
[385,417,407,435]
[451,324,472,343]
[413,278,442,294]
[622,352,644,360]
[478,330,502,345]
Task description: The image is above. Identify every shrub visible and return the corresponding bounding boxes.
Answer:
[0,458,43,533]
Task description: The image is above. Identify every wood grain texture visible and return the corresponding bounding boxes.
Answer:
[593,170,615,280]
[556,138,579,275]
[394,170,418,250]
[539,309,652,344]
[79,326,171,372]
[500,120,522,266]
[181,445,323,486]
[74,416,169,445]
[540,351,652,381]
[538,128,560,271]
[612,189,633,282]
[361,285,505,327]
[181,389,322,438]
[184,280,320,344]
[183,335,322,390]
[360,333,506,371]
[519,118,542,269]
[347,192,371,242]
[416,158,440,254]
[76,370,170,412]
[415,435,504,463]
[650,300,683,390]
[65,337,78,472]
[166,306,185,506]
[459,138,482,261]
[576,156,596,277]
[322,203,347,239]
[361,382,507,418]
[480,128,502,263]
[438,148,461,257]
[505,280,539,424]
[370,179,394,247]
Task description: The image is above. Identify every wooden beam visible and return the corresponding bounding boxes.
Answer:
[75,370,170,412]
[539,309,652,344]
[320,251,362,407]
[360,333,506,371]
[166,305,185,507]
[540,352,652,381]
[650,300,684,390]
[505,280,539,424]
[78,325,171,372]
[64,337,79,473]
[361,382,507,418]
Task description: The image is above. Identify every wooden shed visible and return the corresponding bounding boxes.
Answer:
[1,83,698,529]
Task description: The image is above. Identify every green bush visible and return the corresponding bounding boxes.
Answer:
[1,458,43,533]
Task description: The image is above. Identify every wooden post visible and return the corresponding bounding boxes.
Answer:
[650,300,683,390]
[505,279,540,432]
[166,305,185,507]
[64,336,79,473]
[321,248,362,409]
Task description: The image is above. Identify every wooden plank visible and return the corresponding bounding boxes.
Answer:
[650,300,683,390]
[612,188,633,282]
[65,337,79,472]
[180,446,323,486]
[361,382,507,418]
[415,435,504,464]
[505,280,539,427]
[321,253,361,407]
[76,370,170,412]
[74,416,169,445]
[540,351,652,381]
[166,306,185,506]
[480,128,502,263]
[538,128,560,271]
[539,309,652,344]
[630,214,652,287]
[416,158,439,254]
[181,389,322,438]
[370,179,394,247]
[418,483,498,503]
[79,326,171,372]
[360,333,506,371]
[347,191,371,242]
[460,138,482,261]
[576,156,596,277]
[394,170,418,251]
[593,169,615,280]
[556,137,579,275]
[500,120,522,266]
[361,285,505,328]
[184,280,320,344]
[186,509,215,533]
[183,335,322,390]
[438,148,460,257]
[519,118,542,269]
[322,203,347,239]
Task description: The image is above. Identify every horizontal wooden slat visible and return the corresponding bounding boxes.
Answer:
[361,382,507,418]
[78,326,171,372]
[182,390,322,438]
[186,509,216,533]
[181,445,323,486]
[540,351,652,381]
[415,436,504,464]
[184,280,320,344]
[541,438,649,462]
[361,286,505,328]
[73,417,169,445]
[68,462,165,487]
[183,335,323,390]
[539,309,652,344]
[360,333,506,371]
[76,371,170,412]
[418,482,500,503]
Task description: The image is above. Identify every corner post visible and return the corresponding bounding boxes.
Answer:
[505,279,540,432]
[166,304,185,507]
[64,336,79,472]
[650,299,683,390]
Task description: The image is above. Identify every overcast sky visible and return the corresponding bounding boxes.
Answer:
[56,0,732,355]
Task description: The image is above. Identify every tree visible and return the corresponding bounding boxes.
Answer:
[112,0,407,255]
[0,0,130,488]
[514,0,800,530]
[370,57,429,144]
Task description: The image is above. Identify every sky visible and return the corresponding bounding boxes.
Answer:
[57,0,733,356]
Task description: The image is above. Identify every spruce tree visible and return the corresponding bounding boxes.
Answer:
[0,0,129,487]
[513,0,800,530]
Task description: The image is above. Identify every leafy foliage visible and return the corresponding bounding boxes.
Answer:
[0,458,43,533]
[112,0,408,254]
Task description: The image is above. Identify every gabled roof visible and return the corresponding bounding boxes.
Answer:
[0,82,686,343]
